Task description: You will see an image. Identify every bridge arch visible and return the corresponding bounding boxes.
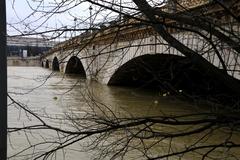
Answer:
[108,54,183,88]
[107,54,227,95]
[45,59,49,68]
[65,56,86,77]
[52,57,60,71]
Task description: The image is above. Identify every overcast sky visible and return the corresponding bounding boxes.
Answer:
[6,0,140,39]
[6,0,91,38]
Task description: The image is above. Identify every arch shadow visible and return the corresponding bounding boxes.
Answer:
[108,54,231,96]
[65,56,86,77]
[52,57,60,71]
[45,59,49,68]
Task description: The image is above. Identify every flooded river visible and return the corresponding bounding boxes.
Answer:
[7,67,240,160]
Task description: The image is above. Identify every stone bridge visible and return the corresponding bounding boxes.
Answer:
[41,1,240,93]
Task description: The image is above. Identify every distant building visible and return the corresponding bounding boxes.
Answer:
[7,36,56,57]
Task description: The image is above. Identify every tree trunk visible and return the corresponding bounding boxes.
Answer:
[133,0,240,98]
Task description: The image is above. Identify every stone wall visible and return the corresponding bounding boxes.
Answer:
[179,0,209,8]
[7,56,41,66]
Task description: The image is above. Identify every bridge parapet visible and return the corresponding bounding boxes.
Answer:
[179,0,209,8]
[166,0,210,12]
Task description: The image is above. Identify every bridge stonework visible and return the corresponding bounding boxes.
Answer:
[42,1,240,85]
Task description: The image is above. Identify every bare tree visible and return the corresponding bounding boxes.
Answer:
[7,0,240,159]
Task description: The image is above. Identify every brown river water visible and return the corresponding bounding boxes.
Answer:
[7,67,240,160]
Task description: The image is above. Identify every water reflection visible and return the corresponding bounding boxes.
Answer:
[8,67,240,160]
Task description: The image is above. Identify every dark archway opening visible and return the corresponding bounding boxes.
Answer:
[45,60,49,68]
[108,54,237,102]
[52,57,60,71]
[65,56,86,77]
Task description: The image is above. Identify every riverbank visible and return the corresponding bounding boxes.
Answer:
[7,56,41,66]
